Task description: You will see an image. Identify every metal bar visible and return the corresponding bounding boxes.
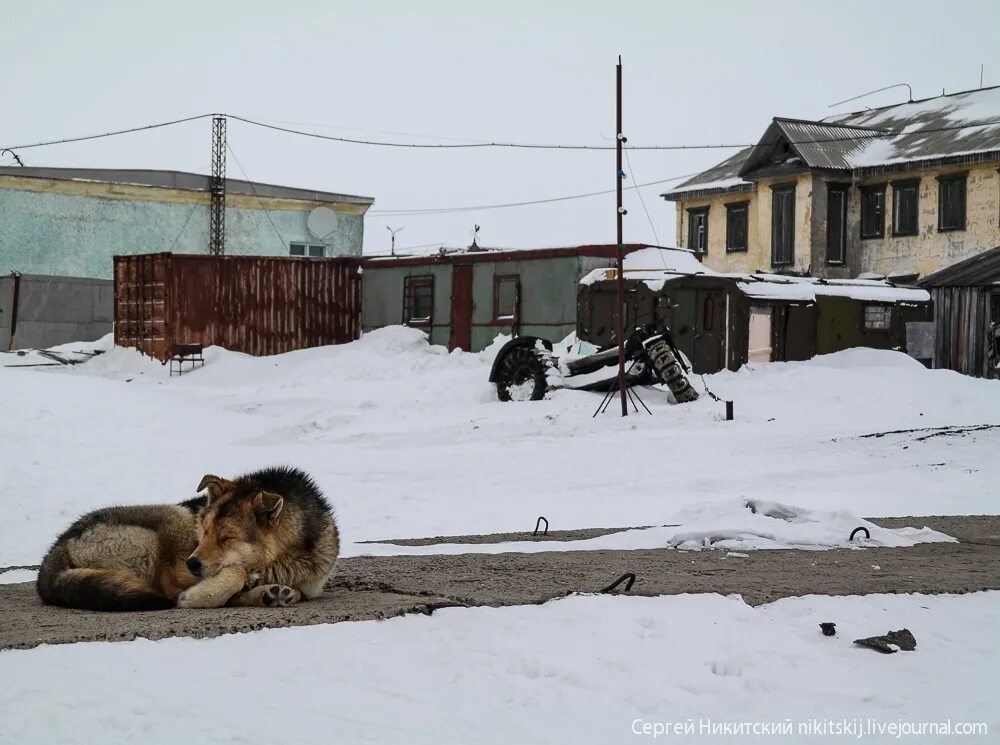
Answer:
[7,272,21,351]
[615,56,627,417]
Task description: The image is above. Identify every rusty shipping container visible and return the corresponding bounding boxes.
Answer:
[114,253,362,361]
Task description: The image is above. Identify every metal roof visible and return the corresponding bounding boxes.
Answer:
[665,86,1000,199]
[660,148,754,200]
[918,246,1000,287]
[738,119,884,174]
[0,166,374,206]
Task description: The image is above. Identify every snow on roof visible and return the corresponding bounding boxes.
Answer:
[580,248,930,303]
[665,86,1000,196]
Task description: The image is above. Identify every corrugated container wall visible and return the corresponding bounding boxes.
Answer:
[114,253,361,360]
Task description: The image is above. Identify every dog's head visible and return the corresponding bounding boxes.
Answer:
[186,474,284,578]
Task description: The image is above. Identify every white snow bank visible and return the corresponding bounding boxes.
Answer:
[350,498,954,556]
[0,569,37,585]
[0,592,996,744]
[3,329,1000,568]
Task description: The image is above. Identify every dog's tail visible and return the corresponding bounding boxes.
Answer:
[36,543,174,612]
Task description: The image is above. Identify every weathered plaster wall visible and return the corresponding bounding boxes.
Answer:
[675,163,999,279]
[852,163,1000,277]
[0,176,367,279]
[674,172,812,275]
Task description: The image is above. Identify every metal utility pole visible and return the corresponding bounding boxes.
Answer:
[386,226,404,256]
[209,116,227,256]
[615,56,628,417]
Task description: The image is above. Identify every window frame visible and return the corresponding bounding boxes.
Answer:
[891,179,920,237]
[826,183,849,265]
[687,207,710,255]
[859,184,886,240]
[402,275,435,327]
[492,274,521,324]
[725,201,749,253]
[862,303,893,333]
[289,242,326,258]
[770,183,796,267]
[937,173,967,232]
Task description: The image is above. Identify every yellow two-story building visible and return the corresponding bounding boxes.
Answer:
[662,86,1000,281]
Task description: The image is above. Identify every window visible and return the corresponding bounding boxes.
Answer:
[290,242,325,257]
[770,184,795,266]
[403,276,434,326]
[892,180,919,236]
[863,304,892,332]
[860,185,886,239]
[725,201,749,252]
[687,207,709,254]
[493,275,520,322]
[826,184,848,265]
[937,173,967,231]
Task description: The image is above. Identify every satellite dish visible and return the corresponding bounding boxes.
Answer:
[307,207,339,241]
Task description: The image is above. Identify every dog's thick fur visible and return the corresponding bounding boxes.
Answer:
[36,467,339,612]
[177,466,340,609]
[36,502,202,611]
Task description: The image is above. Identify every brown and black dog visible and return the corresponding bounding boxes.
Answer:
[179,466,340,608]
[36,467,339,611]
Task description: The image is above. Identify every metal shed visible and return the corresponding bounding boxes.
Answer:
[114,253,361,361]
[1,272,113,351]
[579,259,931,374]
[918,246,1000,378]
[361,245,646,352]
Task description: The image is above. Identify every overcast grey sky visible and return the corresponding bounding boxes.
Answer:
[2,0,998,254]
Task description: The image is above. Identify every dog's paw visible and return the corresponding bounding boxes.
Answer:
[176,588,211,609]
[260,584,301,607]
[242,572,265,591]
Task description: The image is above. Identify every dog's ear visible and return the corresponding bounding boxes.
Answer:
[197,475,232,501]
[253,491,284,525]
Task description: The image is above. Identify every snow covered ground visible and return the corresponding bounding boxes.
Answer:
[1,327,998,567]
[1,592,996,744]
[2,328,999,743]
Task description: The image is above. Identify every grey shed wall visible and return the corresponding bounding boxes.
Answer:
[0,274,113,350]
[362,253,619,352]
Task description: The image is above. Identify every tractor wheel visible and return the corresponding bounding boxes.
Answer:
[495,345,552,402]
[646,339,699,403]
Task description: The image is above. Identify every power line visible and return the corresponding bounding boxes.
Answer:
[622,147,661,246]
[1,113,216,151]
[3,110,999,154]
[368,172,700,216]
[225,114,747,150]
[226,141,287,251]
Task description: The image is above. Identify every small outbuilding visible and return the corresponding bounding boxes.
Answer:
[918,246,1000,378]
[361,244,645,352]
[578,248,932,373]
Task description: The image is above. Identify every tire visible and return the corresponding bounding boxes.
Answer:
[495,344,552,402]
[646,339,699,403]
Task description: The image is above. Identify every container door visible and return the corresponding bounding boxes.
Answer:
[449,264,473,351]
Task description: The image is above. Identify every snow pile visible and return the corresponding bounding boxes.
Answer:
[662,499,954,551]
[356,498,954,556]
[0,592,997,744]
[2,329,1000,568]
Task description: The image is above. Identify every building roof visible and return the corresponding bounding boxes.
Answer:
[660,148,754,199]
[663,86,1000,200]
[918,246,1000,287]
[363,243,651,268]
[0,166,374,206]
[581,247,930,303]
